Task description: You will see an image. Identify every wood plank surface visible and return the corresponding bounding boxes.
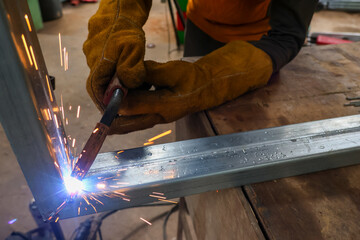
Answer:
[177,42,360,239]
[206,42,360,239]
[176,113,265,240]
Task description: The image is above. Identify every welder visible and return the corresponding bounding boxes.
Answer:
[83,0,318,134]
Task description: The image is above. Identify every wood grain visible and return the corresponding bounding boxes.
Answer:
[177,42,360,239]
[206,42,360,239]
[176,112,265,240]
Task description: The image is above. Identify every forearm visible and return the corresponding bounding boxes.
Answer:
[252,0,318,72]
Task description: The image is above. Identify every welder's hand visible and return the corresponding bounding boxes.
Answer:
[83,0,151,111]
[110,41,273,134]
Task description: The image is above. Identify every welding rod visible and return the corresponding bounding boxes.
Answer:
[71,77,126,180]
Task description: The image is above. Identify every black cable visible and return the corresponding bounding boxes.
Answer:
[69,202,178,239]
[98,228,103,240]
[163,204,179,240]
[100,210,117,220]
[173,0,185,29]
[9,232,29,240]
[167,0,180,49]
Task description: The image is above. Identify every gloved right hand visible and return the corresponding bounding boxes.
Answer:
[83,0,152,112]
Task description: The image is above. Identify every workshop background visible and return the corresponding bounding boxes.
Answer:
[1,0,360,239]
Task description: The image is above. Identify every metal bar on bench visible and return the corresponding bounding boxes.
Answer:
[58,114,360,219]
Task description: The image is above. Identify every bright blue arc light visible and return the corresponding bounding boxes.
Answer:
[64,176,84,194]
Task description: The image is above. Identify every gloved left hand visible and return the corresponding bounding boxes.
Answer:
[109,40,273,134]
[83,0,151,112]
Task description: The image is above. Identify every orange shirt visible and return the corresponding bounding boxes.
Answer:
[187,0,271,43]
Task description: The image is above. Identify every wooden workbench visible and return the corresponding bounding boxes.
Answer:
[176,42,360,240]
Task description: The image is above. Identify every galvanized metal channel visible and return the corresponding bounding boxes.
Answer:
[59,114,360,218]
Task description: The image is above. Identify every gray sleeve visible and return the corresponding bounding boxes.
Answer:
[251,0,318,72]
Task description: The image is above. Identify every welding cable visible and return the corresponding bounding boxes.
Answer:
[96,202,178,238]
[8,232,29,240]
[69,202,177,239]
[98,228,103,240]
[163,204,180,240]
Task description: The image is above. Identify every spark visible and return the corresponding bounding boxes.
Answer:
[8,218,17,225]
[92,128,99,134]
[63,47,66,71]
[122,197,130,202]
[149,194,166,199]
[66,118,69,125]
[65,50,69,71]
[117,150,124,154]
[56,200,67,212]
[54,161,59,168]
[42,109,50,120]
[89,203,97,213]
[82,195,90,205]
[148,130,172,142]
[24,15,32,32]
[140,217,152,225]
[97,183,106,189]
[64,137,67,144]
[55,217,59,222]
[164,175,175,179]
[58,33,63,66]
[152,192,164,195]
[78,206,80,215]
[144,142,154,146]
[21,34,33,66]
[72,138,76,148]
[29,45,38,70]
[60,94,65,120]
[45,75,53,102]
[89,195,104,205]
[76,105,81,118]
[158,199,178,204]
[54,115,59,129]
[82,196,97,212]
[47,109,52,120]
[69,105,72,111]
[116,182,129,185]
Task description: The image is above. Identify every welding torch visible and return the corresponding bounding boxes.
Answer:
[71,76,127,180]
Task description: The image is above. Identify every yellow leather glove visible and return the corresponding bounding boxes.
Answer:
[83,0,151,111]
[109,40,273,134]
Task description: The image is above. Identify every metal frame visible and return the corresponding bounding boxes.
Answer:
[2,0,360,221]
[0,0,71,219]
